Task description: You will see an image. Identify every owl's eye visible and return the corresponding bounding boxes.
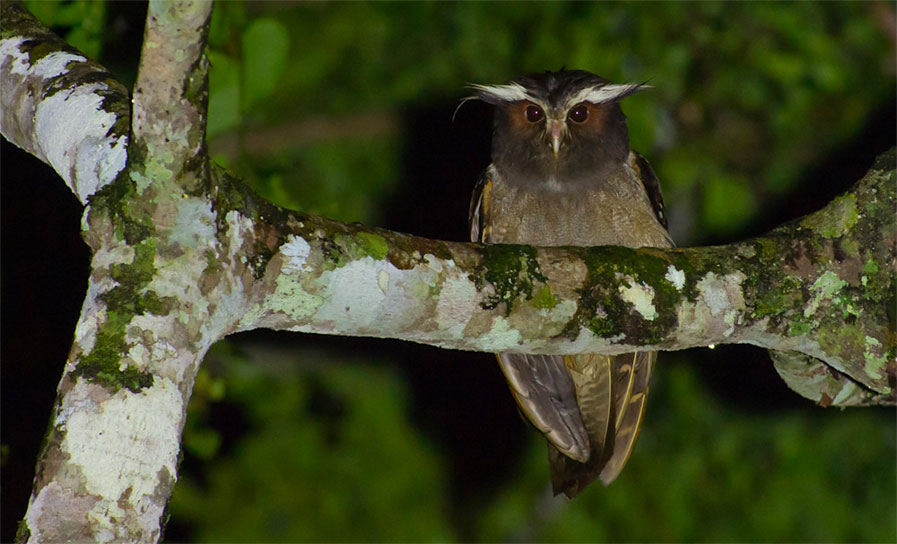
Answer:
[568,104,589,123]
[525,104,544,123]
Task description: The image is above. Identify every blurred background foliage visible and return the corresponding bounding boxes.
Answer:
[8,1,897,542]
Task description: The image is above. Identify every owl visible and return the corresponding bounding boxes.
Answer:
[468,69,673,498]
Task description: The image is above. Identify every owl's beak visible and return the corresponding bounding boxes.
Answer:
[548,119,564,158]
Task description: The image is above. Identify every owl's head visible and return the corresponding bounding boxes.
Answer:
[468,70,649,185]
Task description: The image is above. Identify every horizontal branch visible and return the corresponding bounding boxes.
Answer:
[222,150,895,406]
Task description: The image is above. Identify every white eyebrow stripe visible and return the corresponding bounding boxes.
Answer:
[468,82,539,103]
[569,83,652,105]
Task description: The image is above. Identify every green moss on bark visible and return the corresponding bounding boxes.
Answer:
[800,194,858,238]
[72,239,165,393]
[72,309,154,393]
[564,246,681,344]
[531,285,560,310]
[472,244,547,313]
[87,166,153,245]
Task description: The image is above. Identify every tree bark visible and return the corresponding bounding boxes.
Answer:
[5,1,215,542]
[1,1,894,542]
[201,153,894,407]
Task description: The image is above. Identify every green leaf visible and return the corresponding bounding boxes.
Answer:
[24,0,105,60]
[183,427,222,460]
[702,174,756,234]
[242,18,290,109]
[207,51,241,138]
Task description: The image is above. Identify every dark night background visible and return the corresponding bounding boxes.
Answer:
[2,2,895,542]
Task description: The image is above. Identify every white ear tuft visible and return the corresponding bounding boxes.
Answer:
[571,83,652,105]
[466,83,537,104]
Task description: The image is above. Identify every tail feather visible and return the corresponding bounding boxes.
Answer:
[548,354,615,497]
[549,352,655,497]
[496,353,591,462]
[599,351,656,485]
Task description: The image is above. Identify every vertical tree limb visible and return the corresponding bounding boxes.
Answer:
[18,2,215,542]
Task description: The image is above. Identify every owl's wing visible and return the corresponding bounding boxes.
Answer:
[546,353,615,496]
[468,166,493,243]
[599,350,655,485]
[629,150,668,231]
[470,165,592,464]
[496,353,591,462]
[548,351,654,496]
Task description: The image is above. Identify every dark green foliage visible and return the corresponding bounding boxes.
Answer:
[479,359,896,542]
[22,0,105,59]
[202,2,893,240]
[171,345,452,542]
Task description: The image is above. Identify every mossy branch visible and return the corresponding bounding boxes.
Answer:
[1,1,893,410]
[6,2,214,543]
[231,150,895,407]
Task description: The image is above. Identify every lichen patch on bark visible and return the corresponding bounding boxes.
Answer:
[619,279,659,321]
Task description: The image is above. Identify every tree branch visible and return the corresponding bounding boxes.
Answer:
[0,1,130,204]
[132,0,210,180]
[227,150,895,406]
[13,1,214,542]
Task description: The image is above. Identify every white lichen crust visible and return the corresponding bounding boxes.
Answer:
[0,37,128,203]
[25,381,182,543]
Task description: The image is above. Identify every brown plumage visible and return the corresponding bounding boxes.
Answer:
[468,69,673,498]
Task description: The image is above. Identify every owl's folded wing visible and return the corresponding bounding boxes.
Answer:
[599,350,655,485]
[629,150,669,232]
[549,351,653,496]
[496,353,591,463]
[469,166,495,243]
